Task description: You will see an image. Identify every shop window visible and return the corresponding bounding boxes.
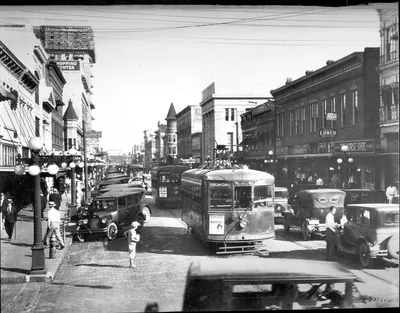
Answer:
[352,90,358,125]
[340,93,347,126]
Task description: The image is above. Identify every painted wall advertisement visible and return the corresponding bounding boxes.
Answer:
[209,215,225,235]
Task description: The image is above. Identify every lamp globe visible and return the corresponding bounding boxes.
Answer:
[28,137,43,151]
[28,164,41,176]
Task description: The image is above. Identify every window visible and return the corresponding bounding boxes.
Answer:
[351,90,358,125]
[280,112,284,137]
[300,106,305,134]
[309,103,318,132]
[35,117,40,137]
[227,132,233,151]
[329,96,336,128]
[321,99,328,128]
[276,113,281,137]
[294,107,300,135]
[289,109,294,135]
[118,196,126,209]
[225,109,229,121]
[231,108,235,121]
[340,93,346,126]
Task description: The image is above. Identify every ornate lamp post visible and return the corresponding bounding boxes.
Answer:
[264,150,276,176]
[336,144,354,188]
[14,137,46,275]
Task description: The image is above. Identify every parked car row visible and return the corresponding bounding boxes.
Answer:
[74,166,155,242]
[274,186,399,268]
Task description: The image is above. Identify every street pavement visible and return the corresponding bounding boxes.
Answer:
[1,192,75,284]
[1,203,398,312]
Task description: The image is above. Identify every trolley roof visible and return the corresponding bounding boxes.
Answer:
[151,164,190,174]
[182,167,275,183]
[188,258,362,283]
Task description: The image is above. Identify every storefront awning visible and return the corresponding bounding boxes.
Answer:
[0,85,16,102]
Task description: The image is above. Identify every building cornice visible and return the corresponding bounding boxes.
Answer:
[34,45,48,64]
[0,40,26,78]
[270,52,368,101]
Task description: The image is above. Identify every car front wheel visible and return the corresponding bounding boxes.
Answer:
[141,206,151,223]
[358,242,371,268]
[106,222,118,241]
[75,225,88,242]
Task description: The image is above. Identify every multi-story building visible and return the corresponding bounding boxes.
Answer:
[376,8,399,188]
[240,99,275,171]
[154,122,166,165]
[143,129,156,170]
[270,48,381,189]
[0,25,62,197]
[176,104,202,165]
[200,82,272,164]
[34,25,98,154]
[164,103,178,159]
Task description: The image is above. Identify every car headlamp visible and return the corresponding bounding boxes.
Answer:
[239,220,248,228]
[101,218,107,224]
[83,212,88,217]
[83,219,88,225]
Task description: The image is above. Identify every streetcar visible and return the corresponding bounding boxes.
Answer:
[150,164,190,208]
[181,164,275,254]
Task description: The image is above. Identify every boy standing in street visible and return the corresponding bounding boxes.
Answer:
[124,221,141,268]
[43,201,65,249]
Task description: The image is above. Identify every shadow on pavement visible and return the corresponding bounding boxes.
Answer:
[104,225,210,257]
[51,282,113,289]
[0,266,30,274]
[74,263,127,268]
[10,242,33,247]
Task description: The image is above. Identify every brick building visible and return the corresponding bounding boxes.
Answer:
[376,8,399,188]
[176,104,202,165]
[270,48,381,190]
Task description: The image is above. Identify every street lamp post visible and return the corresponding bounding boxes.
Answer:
[264,150,276,176]
[336,144,354,188]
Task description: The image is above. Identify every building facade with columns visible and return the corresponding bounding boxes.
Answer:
[376,8,399,188]
[270,48,381,190]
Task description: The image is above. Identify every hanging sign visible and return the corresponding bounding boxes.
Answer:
[209,215,225,235]
[326,113,337,121]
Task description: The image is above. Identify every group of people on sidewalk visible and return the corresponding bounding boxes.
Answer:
[1,188,66,250]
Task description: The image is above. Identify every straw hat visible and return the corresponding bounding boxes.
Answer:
[131,221,141,229]
[48,201,55,207]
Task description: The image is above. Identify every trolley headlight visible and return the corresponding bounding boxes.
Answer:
[239,220,248,228]
[83,219,88,225]
[101,218,107,224]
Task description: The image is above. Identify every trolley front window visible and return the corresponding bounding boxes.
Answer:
[210,187,233,208]
[159,172,171,183]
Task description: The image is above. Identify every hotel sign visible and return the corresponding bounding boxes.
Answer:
[55,61,80,71]
[333,139,375,154]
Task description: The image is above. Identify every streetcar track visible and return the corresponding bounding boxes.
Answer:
[275,233,399,288]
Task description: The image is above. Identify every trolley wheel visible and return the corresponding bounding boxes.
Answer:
[106,222,118,241]
[301,221,311,241]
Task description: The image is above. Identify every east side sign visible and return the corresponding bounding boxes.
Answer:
[333,139,375,154]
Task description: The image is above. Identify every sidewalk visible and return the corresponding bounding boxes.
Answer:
[1,192,75,284]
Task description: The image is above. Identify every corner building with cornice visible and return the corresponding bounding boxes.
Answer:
[270,48,382,190]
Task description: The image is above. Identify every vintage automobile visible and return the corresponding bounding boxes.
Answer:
[145,258,367,311]
[283,189,346,240]
[97,177,131,189]
[74,187,152,242]
[273,186,290,223]
[98,182,149,194]
[343,189,374,207]
[334,203,399,268]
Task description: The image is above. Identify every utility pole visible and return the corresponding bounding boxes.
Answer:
[83,121,88,204]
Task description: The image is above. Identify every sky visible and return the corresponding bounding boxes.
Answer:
[0,4,397,154]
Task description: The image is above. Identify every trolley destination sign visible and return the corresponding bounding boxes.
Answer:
[318,128,337,138]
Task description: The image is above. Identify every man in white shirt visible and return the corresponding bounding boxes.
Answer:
[386,183,398,204]
[325,206,338,261]
[316,176,324,186]
[43,201,65,249]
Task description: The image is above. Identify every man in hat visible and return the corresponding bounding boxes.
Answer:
[49,187,62,210]
[43,201,65,249]
[2,198,18,240]
[124,221,141,268]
